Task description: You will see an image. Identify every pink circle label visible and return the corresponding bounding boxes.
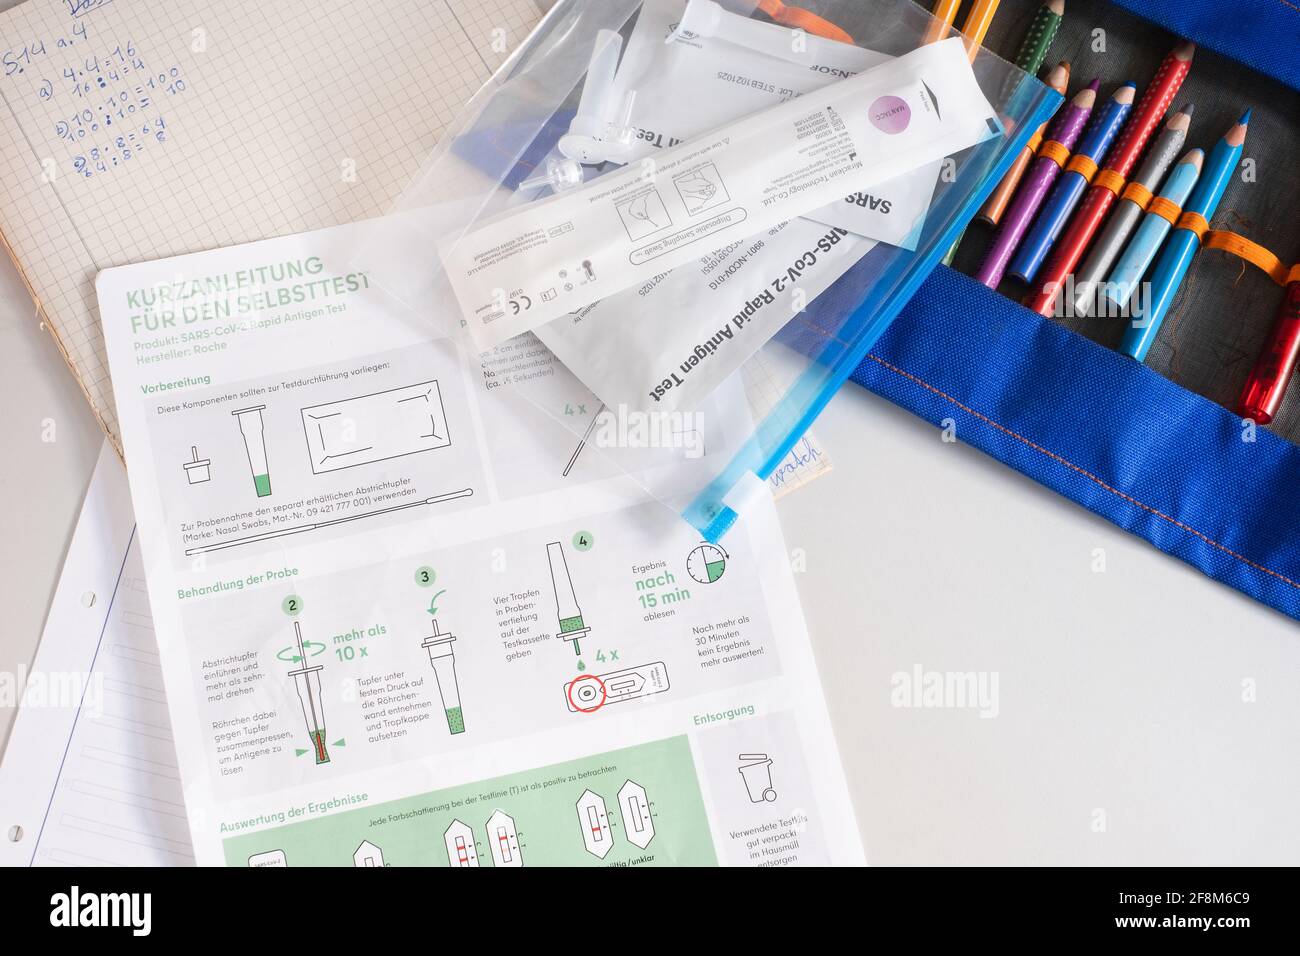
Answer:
[869,96,911,134]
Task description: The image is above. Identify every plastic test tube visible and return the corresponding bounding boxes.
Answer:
[547,542,589,655]
[422,619,465,735]
[286,623,329,764]
[232,404,272,497]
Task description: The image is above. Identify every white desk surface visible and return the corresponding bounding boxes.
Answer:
[2,228,1298,867]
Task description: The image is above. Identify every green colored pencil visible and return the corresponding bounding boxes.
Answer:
[1013,0,1065,75]
[945,0,1065,265]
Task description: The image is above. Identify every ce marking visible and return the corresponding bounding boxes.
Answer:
[509,294,532,315]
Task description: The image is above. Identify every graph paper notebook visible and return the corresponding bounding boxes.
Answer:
[0,0,544,449]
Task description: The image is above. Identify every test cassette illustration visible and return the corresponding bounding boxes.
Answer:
[300,380,452,474]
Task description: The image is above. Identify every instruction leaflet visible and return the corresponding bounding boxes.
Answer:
[96,219,864,866]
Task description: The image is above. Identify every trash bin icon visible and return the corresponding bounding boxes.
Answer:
[738,753,777,803]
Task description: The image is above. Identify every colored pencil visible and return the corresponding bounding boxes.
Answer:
[923,0,962,45]
[979,60,1071,227]
[960,0,1002,52]
[1119,111,1250,362]
[1027,41,1194,315]
[1097,148,1202,315]
[1010,0,1065,74]
[1237,279,1300,425]
[1007,82,1134,284]
[959,0,1066,253]
[1074,103,1193,315]
[976,79,1097,287]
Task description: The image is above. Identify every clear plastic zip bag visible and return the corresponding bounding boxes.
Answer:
[354,0,1062,540]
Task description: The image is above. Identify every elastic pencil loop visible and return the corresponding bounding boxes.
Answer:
[1064,154,1098,181]
[1203,230,1300,286]
[1146,196,1181,224]
[1037,139,1070,167]
[1176,210,1210,241]
[1120,182,1154,210]
[1093,168,1126,196]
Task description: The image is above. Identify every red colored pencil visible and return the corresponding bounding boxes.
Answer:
[1026,40,1194,316]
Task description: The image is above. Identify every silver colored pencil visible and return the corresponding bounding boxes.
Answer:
[1074,103,1193,316]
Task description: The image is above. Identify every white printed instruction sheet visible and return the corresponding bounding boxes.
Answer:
[96,218,863,866]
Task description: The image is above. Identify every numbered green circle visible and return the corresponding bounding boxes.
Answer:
[281,594,304,616]
[415,566,437,587]
[571,530,594,552]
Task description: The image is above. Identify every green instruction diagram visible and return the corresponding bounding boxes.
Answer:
[223,735,717,866]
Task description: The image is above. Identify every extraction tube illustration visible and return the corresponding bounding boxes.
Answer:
[286,622,329,764]
[546,541,590,655]
[421,619,465,735]
[182,445,211,484]
[738,753,777,803]
[232,404,272,497]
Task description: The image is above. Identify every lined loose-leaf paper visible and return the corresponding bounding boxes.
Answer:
[0,0,543,448]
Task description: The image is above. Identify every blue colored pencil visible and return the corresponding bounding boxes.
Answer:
[1097,148,1202,315]
[1008,81,1135,284]
[1120,111,1251,361]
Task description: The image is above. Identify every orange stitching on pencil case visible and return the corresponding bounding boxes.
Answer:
[862,353,1300,594]
[1064,154,1098,181]
[1037,140,1070,166]
[1094,168,1126,195]
[1203,230,1300,286]
[1147,196,1181,224]
[1121,181,1154,209]
[1177,210,1210,240]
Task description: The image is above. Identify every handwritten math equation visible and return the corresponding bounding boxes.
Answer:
[3,17,192,181]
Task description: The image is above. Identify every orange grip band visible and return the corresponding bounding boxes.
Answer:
[1037,140,1070,166]
[756,0,854,42]
[1026,130,1046,153]
[1094,168,1126,196]
[1064,154,1098,182]
[1177,211,1210,240]
[1203,230,1300,287]
[1146,196,1181,224]
[1120,181,1154,210]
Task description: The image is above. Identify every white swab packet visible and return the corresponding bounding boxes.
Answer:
[577,0,941,250]
[439,35,997,349]
[536,219,874,415]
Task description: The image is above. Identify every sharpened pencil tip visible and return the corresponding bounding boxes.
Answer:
[1085,77,1100,91]
[1179,102,1194,117]
[1239,107,1252,125]
[1173,40,1195,61]
[1047,0,1065,14]
[1225,112,1250,147]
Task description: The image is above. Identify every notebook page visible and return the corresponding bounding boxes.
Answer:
[0,440,193,866]
[0,0,544,448]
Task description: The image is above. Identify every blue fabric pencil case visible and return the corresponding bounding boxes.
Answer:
[842,0,1300,619]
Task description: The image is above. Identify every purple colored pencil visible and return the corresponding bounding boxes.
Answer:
[976,79,1100,288]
